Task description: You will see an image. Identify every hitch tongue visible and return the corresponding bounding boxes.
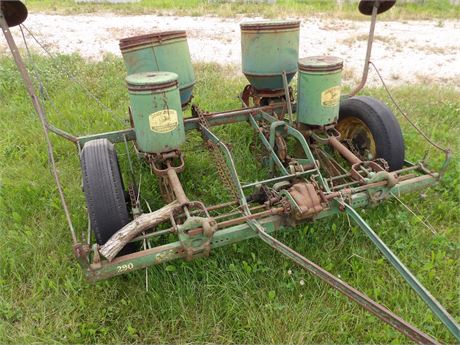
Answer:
[340,200,460,341]
[248,219,439,344]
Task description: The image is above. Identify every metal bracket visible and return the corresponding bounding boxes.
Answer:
[173,216,217,261]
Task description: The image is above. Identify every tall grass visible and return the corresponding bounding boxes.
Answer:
[0,54,459,343]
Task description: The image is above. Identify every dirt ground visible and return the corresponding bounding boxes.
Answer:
[2,13,459,87]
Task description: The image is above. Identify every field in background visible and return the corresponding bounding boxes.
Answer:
[25,0,460,19]
[0,54,459,343]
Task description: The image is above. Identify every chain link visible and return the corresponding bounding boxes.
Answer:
[194,106,240,201]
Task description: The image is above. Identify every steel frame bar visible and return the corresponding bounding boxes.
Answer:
[184,104,287,131]
[341,201,460,341]
[75,105,286,145]
[86,215,283,281]
[200,125,247,205]
[85,173,439,281]
[259,111,329,192]
[249,219,439,345]
[78,128,136,145]
[248,115,289,176]
[242,169,317,189]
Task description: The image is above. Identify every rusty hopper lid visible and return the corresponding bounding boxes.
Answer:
[358,0,396,15]
[126,72,178,92]
[119,30,187,51]
[298,56,343,73]
[240,20,300,31]
[1,0,28,27]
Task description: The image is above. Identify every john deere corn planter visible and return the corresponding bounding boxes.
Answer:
[1,0,458,343]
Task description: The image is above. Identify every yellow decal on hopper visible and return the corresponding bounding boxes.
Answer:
[321,86,341,107]
[149,109,178,133]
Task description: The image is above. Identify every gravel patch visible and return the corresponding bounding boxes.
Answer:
[2,13,459,87]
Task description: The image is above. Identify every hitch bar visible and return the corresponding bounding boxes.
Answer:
[340,201,460,341]
[248,218,439,344]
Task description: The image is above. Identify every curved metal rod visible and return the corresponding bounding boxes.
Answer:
[349,2,379,97]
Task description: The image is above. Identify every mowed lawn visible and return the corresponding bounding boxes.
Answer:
[0,54,459,344]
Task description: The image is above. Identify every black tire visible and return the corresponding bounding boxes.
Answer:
[80,139,136,256]
[338,96,405,171]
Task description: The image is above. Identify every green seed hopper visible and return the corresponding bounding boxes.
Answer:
[1,0,458,343]
[126,72,185,153]
[119,31,196,107]
[241,20,300,91]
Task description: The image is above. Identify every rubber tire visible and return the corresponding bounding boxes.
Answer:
[338,96,405,171]
[80,139,136,256]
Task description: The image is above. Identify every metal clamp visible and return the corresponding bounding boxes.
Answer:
[170,201,217,261]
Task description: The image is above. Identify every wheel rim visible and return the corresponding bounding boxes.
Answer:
[336,116,377,160]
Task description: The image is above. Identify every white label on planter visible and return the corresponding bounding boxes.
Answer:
[149,109,178,133]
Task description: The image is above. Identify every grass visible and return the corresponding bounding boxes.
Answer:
[0,53,459,344]
[24,0,460,20]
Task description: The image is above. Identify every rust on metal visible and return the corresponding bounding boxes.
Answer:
[187,207,285,237]
[359,0,396,15]
[4,2,458,341]
[298,56,344,73]
[240,20,300,32]
[126,77,178,92]
[328,135,362,165]
[165,161,188,204]
[241,84,292,108]
[0,0,28,27]
[119,30,187,51]
[254,225,440,345]
[288,182,323,219]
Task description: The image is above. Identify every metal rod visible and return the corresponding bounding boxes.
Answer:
[166,162,188,204]
[342,201,460,341]
[330,180,360,190]
[328,173,352,182]
[281,71,293,126]
[187,207,285,237]
[250,219,440,344]
[206,200,238,212]
[349,2,379,97]
[131,207,284,243]
[184,103,288,130]
[47,123,78,143]
[242,169,317,189]
[328,136,362,165]
[212,204,266,221]
[0,10,77,244]
[129,228,172,243]
[247,115,289,176]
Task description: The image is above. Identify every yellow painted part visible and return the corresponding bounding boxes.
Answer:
[336,116,377,158]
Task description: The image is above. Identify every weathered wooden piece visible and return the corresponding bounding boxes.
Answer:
[100,201,179,261]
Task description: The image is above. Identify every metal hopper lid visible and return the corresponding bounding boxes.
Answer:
[240,20,300,31]
[298,56,343,72]
[126,72,179,92]
[0,0,28,27]
[358,0,396,15]
[119,30,187,51]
